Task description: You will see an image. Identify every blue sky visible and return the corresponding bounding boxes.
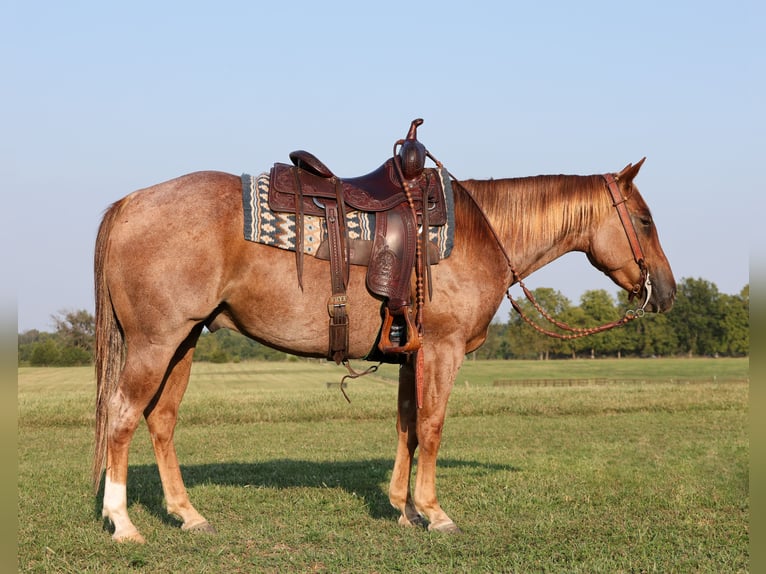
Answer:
[5,1,760,332]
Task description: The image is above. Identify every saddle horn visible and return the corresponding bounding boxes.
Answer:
[397,118,427,180]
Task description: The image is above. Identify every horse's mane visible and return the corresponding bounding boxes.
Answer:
[454,174,613,251]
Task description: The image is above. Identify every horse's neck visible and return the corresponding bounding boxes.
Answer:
[468,176,594,280]
[504,236,580,286]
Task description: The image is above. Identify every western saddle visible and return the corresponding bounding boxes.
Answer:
[268,119,448,364]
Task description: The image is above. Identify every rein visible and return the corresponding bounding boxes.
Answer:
[450,172,652,340]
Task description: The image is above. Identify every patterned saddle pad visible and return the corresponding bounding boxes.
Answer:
[241,173,454,260]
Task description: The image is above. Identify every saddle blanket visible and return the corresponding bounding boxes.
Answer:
[241,172,454,259]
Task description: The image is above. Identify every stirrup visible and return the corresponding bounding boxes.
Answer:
[378,307,421,354]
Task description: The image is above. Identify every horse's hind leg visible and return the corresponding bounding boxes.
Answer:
[144,326,215,534]
[102,341,181,543]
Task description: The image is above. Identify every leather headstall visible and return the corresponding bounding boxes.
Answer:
[601,173,648,302]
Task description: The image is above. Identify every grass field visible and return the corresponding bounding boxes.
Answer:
[18,358,749,572]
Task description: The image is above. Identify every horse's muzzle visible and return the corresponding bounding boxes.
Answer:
[643,270,676,314]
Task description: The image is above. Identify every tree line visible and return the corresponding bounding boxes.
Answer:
[476,278,748,360]
[17,277,748,366]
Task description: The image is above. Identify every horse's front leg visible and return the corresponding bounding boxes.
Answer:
[389,358,423,527]
[412,343,463,533]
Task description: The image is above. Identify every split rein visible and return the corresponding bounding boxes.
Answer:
[450,172,653,341]
[507,272,651,340]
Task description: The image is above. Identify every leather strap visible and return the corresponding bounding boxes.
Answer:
[421,171,433,302]
[291,166,305,289]
[324,178,350,363]
[602,173,647,297]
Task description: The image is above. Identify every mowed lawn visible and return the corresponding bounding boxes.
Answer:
[18,358,748,573]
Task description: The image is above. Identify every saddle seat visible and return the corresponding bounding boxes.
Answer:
[269,154,446,223]
[290,149,413,210]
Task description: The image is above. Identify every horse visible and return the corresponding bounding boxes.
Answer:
[93,158,675,542]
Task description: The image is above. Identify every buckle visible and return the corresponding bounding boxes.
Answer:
[327,295,348,317]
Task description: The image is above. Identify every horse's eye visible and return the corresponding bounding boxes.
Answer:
[632,214,653,228]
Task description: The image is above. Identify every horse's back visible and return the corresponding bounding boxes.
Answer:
[106,170,242,243]
[122,170,241,214]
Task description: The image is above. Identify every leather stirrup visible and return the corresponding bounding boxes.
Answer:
[378,307,421,354]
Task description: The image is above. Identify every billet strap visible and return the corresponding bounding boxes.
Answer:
[324,178,351,364]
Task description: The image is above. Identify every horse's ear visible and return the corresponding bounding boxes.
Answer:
[617,157,646,184]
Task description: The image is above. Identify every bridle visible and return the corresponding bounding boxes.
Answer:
[603,173,652,306]
[451,171,653,340]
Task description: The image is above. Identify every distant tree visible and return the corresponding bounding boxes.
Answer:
[718,285,749,356]
[622,313,678,357]
[506,288,573,359]
[17,329,41,364]
[195,330,231,363]
[556,305,588,359]
[58,345,93,366]
[576,289,619,358]
[52,309,95,355]
[18,329,41,346]
[474,322,510,359]
[193,329,288,362]
[30,337,60,366]
[667,278,723,356]
[19,310,95,366]
[616,291,678,357]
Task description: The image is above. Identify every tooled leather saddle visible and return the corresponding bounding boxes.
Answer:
[267,119,448,364]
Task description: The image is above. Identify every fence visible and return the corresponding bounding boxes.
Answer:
[492,377,749,387]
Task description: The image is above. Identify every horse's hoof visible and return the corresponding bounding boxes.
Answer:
[428,520,462,534]
[112,530,146,544]
[398,514,427,528]
[183,520,217,534]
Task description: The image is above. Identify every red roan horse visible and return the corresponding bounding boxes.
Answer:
[93,154,675,542]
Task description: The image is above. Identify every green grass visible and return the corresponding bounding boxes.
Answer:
[18,359,749,572]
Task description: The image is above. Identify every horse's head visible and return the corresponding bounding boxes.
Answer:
[587,158,676,313]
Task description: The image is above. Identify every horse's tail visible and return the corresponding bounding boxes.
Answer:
[92,198,128,493]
